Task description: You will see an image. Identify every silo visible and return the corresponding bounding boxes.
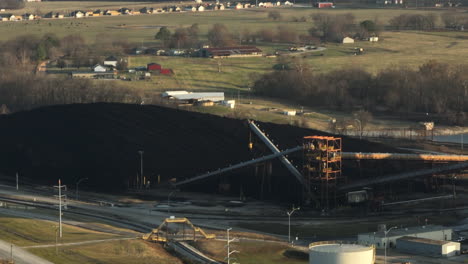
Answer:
[309,242,375,264]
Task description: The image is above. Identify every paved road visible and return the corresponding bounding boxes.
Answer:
[0,240,53,264]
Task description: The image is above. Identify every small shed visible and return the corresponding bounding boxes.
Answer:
[104,56,118,67]
[92,64,107,72]
[160,69,173,75]
[147,63,162,71]
[342,37,354,44]
[397,237,460,257]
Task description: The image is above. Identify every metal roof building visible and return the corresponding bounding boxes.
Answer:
[358,225,452,249]
[396,236,460,257]
[173,92,225,102]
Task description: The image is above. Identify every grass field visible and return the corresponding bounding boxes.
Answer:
[2,2,468,130]
[0,216,121,247]
[195,239,307,264]
[28,239,182,264]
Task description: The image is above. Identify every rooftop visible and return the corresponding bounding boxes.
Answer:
[360,225,451,238]
[310,243,372,253]
[397,236,454,246]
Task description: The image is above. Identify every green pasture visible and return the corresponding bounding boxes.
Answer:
[0,216,118,247]
[28,239,181,264]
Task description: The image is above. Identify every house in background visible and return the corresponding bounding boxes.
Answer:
[104,56,118,67]
[342,37,355,44]
[93,64,107,72]
[71,11,84,18]
[23,14,35,20]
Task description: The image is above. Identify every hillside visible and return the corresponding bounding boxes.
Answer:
[0,103,398,197]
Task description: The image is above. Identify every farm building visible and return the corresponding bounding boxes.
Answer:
[71,72,115,79]
[160,69,173,75]
[147,63,162,71]
[71,11,84,18]
[173,92,224,102]
[162,91,189,98]
[163,91,224,102]
[358,225,453,249]
[396,236,460,258]
[104,56,118,67]
[342,37,354,44]
[92,64,108,72]
[200,46,262,58]
[314,2,334,8]
[23,14,35,20]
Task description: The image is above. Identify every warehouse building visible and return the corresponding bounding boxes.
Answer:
[396,236,460,258]
[162,91,225,102]
[358,225,452,249]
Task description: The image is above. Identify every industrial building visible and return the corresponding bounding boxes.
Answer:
[309,241,375,264]
[199,46,263,58]
[358,225,452,249]
[162,91,225,102]
[396,236,460,257]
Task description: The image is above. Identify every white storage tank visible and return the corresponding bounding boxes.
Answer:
[309,242,374,264]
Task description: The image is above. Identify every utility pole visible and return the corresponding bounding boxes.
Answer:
[54,179,67,238]
[384,226,397,264]
[225,228,239,264]
[138,150,144,189]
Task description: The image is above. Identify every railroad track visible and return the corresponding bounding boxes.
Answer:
[170,241,223,264]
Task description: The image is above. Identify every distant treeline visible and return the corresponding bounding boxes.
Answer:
[0,33,140,112]
[0,0,25,9]
[253,59,468,125]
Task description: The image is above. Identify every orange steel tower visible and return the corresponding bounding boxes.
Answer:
[303,136,343,210]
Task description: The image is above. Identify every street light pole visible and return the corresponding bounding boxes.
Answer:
[75,177,88,200]
[287,206,300,243]
[354,119,362,140]
[168,191,175,216]
[138,150,144,189]
[384,226,397,264]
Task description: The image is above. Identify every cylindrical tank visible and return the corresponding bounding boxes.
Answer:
[309,242,374,264]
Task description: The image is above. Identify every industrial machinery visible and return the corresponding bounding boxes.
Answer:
[174,120,468,208]
[142,217,216,242]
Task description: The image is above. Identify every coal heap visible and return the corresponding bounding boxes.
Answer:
[0,103,399,196]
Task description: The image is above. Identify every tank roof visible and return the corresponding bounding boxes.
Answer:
[310,243,372,253]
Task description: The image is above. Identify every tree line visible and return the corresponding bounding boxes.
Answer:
[0,0,25,9]
[253,59,468,125]
[0,34,140,113]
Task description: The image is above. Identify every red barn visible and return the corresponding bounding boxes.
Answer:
[315,2,334,8]
[160,69,173,75]
[147,63,162,71]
